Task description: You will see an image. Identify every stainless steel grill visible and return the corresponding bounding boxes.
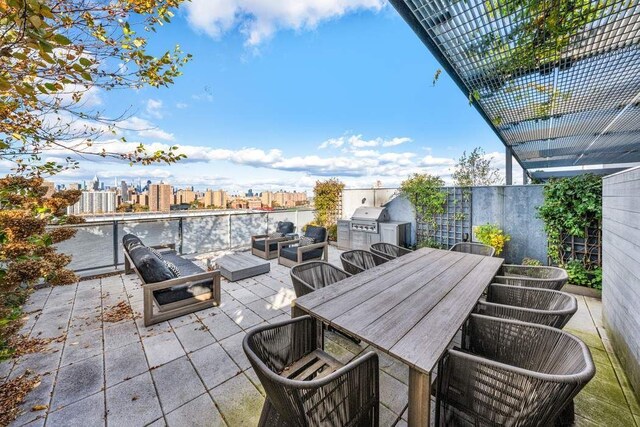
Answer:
[350,206,390,234]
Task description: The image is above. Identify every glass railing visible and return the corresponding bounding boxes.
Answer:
[54,209,315,273]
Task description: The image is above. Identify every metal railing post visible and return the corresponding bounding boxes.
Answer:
[178,217,183,254]
[227,214,232,250]
[112,220,118,270]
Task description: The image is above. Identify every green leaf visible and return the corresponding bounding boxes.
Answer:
[53,34,72,46]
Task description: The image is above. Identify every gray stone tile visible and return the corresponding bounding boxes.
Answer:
[50,354,104,410]
[141,331,184,368]
[105,341,148,388]
[150,356,205,413]
[46,391,105,427]
[244,283,277,299]
[190,343,241,390]
[10,371,55,426]
[173,322,215,353]
[265,289,297,311]
[11,343,63,378]
[165,393,225,427]
[245,299,285,320]
[210,373,264,427]
[199,313,242,341]
[145,418,167,427]
[168,313,197,329]
[225,307,263,330]
[379,371,408,416]
[103,320,140,351]
[227,288,261,305]
[218,298,243,315]
[106,372,162,427]
[60,328,103,367]
[30,308,71,340]
[219,332,251,370]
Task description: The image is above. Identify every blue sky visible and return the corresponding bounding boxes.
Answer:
[46,1,521,192]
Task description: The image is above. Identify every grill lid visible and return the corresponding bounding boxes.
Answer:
[351,206,390,222]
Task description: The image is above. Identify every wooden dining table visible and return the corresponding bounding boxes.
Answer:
[291,247,504,427]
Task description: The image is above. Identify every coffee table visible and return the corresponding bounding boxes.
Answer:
[215,252,270,282]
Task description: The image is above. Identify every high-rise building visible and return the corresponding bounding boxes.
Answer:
[67,191,117,214]
[120,181,129,203]
[91,174,100,191]
[246,189,254,197]
[261,190,308,208]
[149,183,172,212]
[67,183,82,191]
[175,189,196,205]
[247,199,261,209]
[42,181,55,198]
[203,190,228,209]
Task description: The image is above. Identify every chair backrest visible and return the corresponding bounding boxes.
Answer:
[439,314,595,426]
[449,242,495,257]
[243,316,379,426]
[495,264,569,290]
[304,225,327,243]
[370,243,412,260]
[276,221,295,235]
[290,261,350,298]
[477,283,578,328]
[340,250,387,275]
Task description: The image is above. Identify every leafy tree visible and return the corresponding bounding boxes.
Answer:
[452,147,502,187]
[0,0,191,175]
[313,179,344,233]
[399,173,446,242]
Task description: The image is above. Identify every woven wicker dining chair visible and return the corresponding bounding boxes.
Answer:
[290,261,351,298]
[243,316,380,426]
[449,242,495,257]
[435,314,595,426]
[494,264,569,290]
[475,283,578,328]
[370,242,412,260]
[340,250,388,275]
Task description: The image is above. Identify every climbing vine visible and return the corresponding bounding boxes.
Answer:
[537,174,602,288]
[313,179,344,240]
[399,173,447,242]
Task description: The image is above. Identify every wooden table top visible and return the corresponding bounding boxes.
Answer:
[293,248,504,374]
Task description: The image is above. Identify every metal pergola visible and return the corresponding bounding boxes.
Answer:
[389,0,640,182]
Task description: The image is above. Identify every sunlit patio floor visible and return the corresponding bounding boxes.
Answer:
[1,247,638,426]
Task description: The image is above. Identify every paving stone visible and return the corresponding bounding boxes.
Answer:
[245,299,285,320]
[168,313,197,329]
[583,361,628,408]
[30,308,71,340]
[219,332,251,370]
[46,391,105,427]
[165,393,225,427]
[103,320,140,351]
[199,313,242,341]
[141,331,184,368]
[380,403,402,426]
[145,417,167,427]
[226,307,263,330]
[210,373,264,427]
[106,372,162,427]
[151,356,205,413]
[379,371,408,416]
[243,368,264,396]
[105,341,148,387]
[50,354,104,410]
[10,371,55,426]
[173,322,215,353]
[189,343,241,390]
[10,343,63,378]
[218,298,243,315]
[227,288,261,305]
[61,328,103,367]
[265,289,296,311]
[575,390,636,427]
[244,283,277,299]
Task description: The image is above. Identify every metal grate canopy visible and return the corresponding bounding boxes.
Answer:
[390,0,640,175]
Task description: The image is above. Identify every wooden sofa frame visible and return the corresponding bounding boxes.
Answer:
[251,234,290,260]
[277,236,329,268]
[123,243,221,326]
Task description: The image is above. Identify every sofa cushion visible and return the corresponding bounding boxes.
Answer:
[299,236,315,247]
[129,246,176,283]
[280,246,324,262]
[276,221,295,235]
[304,226,326,243]
[123,234,144,253]
[153,281,213,306]
[252,239,278,252]
[160,251,205,277]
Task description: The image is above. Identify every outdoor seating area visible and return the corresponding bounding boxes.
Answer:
[2,245,638,427]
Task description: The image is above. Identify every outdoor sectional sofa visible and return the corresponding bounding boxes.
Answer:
[123,234,221,326]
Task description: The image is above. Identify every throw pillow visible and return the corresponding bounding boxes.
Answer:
[148,247,163,259]
[299,236,315,247]
[164,260,181,277]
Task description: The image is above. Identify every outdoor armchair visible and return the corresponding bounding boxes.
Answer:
[370,242,412,260]
[475,283,578,328]
[251,221,295,260]
[278,225,328,268]
[494,264,569,290]
[449,242,495,257]
[243,316,380,426]
[340,249,388,275]
[435,314,595,426]
[290,261,351,298]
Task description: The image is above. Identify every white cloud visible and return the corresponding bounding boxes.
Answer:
[185,0,386,46]
[145,99,164,119]
[119,116,175,141]
[420,155,456,167]
[382,137,412,147]
[318,134,413,150]
[176,102,189,109]
[318,137,345,149]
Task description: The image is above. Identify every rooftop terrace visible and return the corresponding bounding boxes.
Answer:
[1,247,637,427]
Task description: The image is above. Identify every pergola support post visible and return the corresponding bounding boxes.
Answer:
[506,146,513,185]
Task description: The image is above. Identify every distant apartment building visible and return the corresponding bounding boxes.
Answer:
[203,190,228,209]
[247,199,262,209]
[174,189,197,205]
[261,190,308,208]
[42,180,55,198]
[135,193,149,207]
[67,183,82,191]
[149,183,172,212]
[67,191,117,214]
[229,199,248,209]
[120,181,129,203]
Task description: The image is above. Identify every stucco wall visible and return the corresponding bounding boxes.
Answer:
[602,166,640,396]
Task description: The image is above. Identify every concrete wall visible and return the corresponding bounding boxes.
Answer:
[472,185,548,264]
[602,166,640,396]
[341,188,398,219]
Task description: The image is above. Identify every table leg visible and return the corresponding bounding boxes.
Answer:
[408,368,431,427]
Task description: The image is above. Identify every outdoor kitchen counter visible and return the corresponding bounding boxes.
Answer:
[292,247,504,427]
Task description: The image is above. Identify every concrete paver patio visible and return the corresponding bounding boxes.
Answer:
[1,247,638,426]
